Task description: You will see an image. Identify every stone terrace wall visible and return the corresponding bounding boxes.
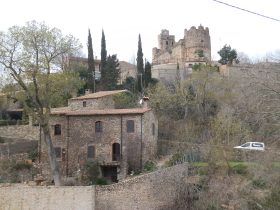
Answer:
[0,125,39,141]
[0,185,95,210]
[0,163,189,210]
[95,163,188,210]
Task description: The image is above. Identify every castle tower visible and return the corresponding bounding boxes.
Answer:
[152,25,211,82]
[184,25,211,62]
[158,29,175,51]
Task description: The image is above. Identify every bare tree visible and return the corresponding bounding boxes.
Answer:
[0,21,81,185]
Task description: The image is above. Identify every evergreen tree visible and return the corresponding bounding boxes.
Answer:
[87,29,95,92]
[136,34,144,93]
[102,54,120,90]
[144,61,152,87]
[100,29,107,79]
[217,44,238,65]
[175,62,181,85]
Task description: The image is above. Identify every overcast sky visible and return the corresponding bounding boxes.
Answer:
[1,0,279,62]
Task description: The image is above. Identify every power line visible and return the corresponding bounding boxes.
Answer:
[212,0,280,22]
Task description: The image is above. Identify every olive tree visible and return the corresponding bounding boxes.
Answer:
[0,21,82,185]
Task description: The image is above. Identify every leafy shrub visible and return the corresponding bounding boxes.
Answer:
[83,160,100,185]
[144,160,157,172]
[28,149,39,162]
[13,161,32,171]
[0,137,4,143]
[232,163,248,175]
[167,153,184,166]
[252,178,266,189]
[96,178,108,185]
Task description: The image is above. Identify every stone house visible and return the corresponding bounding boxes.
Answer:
[40,90,158,182]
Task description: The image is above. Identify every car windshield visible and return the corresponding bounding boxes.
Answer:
[241,143,250,147]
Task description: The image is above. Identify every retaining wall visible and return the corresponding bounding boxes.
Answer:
[0,163,189,210]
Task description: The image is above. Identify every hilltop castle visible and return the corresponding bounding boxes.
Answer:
[152,25,211,82]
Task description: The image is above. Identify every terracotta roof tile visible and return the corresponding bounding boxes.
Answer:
[70,90,128,100]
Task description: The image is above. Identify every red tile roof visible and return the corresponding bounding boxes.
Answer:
[51,107,151,116]
[70,90,128,100]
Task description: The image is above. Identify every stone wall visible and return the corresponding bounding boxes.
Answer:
[0,125,39,141]
[68,97,115,110]
[0,163,189,210]
[0,185,95,210]
[95,163,188,210]
[0,140,37,157]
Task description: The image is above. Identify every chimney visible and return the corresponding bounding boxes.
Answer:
[85,89,92,95]
[142,96,149,108]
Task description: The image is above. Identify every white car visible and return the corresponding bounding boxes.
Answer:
[234,142,265,151]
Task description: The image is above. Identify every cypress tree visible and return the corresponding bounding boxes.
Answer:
[87,29,95,92]
[144,61,152,87]
[103,54,120,90]
[136,34,144,93]
[175,62,181,86]
[100,29,107,78]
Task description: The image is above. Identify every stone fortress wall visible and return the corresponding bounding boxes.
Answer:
[152,25,211,82]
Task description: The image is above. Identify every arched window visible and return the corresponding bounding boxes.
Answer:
[95,121,102,133]
[152,123,155,136]
[112,143,120,161]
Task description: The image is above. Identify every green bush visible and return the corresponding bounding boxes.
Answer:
[252,178,266,189]
[83,160,100,185]
[13,161,32,171]
[0,137,4,143]
[28,149,39,162]
[95,177,108,185]
[144,160,157,172]
[167,153,184,166]
[232,163,248,175]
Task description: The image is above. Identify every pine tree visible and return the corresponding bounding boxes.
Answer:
[87,29,95,92]
[144,61,152,87]
[103,54,120,90]
[136,34,144,93]
[100,29,107,79]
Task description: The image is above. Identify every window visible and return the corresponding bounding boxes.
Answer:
[127,120,134,133]
[54,124,61,135]
[252,143,263,148]
[241,143,250,148]
[62,148,66,161]
[152,123,155,136]
[83,101,87,107]
[112,143,121,161]
[87,145,95,159]
[54,147,61,158]
[95,121,102,133]
[166,41,168,45]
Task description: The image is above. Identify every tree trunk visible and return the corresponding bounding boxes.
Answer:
[41,124,62,186]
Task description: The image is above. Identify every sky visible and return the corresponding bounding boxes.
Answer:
[0,0,279,63]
